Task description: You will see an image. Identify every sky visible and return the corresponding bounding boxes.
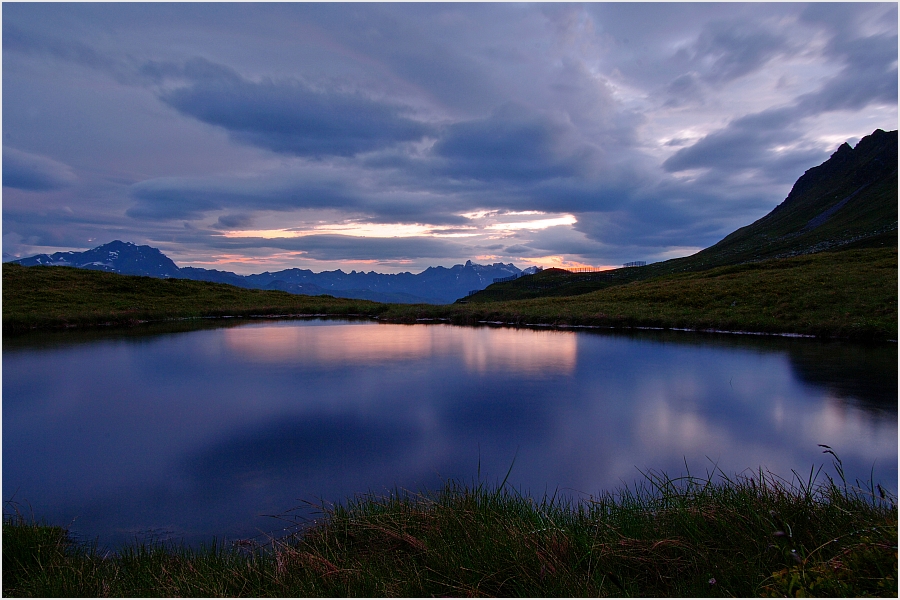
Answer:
[2,3,897,275]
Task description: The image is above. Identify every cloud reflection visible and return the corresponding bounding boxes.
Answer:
[799,396,898,463]
[222,323,577,375]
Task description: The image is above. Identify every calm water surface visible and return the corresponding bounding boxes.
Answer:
[4,319,897,548]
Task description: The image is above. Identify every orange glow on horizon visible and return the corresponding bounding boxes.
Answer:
[190,252,308,266]
[223,323,576,374]
[521,255,615,271]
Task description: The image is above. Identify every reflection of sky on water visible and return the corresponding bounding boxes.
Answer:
[3,320,896,548]
[222,322,578,374]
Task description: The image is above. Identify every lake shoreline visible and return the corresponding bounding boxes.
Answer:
[4,310,895,343]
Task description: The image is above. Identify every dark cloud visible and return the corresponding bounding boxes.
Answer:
[664,73,704,108]
[794,32,898,115]
[658,17,795,109]
[2,23,120,74]
[157,61,434,158]
[503,244,533,255]
[2,207,128,253]
[567,165,795,256]
[125,168,477,229]
[294,3,508,114]
[690,20,790,85]
[799,3,895,37]
[123,96,636,226]
[575,214,718,258]
[127,172,364,221]
[127,180,224,221]
[213,214,255,230]
[429,103,595,182]
[664,3,896,182]
[139,57,242,87]
[662,109,796,174]
[663,35,895,185]
[2,147,77,191]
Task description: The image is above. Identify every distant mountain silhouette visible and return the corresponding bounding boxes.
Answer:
[12,240,182,278]
[12,242,525,304]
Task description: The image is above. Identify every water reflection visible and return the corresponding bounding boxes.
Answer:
[223,322,577,374]
[3,320,896,548]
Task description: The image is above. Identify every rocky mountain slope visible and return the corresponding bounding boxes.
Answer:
[688,128,897,268]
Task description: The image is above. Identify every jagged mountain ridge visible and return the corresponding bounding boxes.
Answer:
[687,128,898,268]
[11,241,525,304]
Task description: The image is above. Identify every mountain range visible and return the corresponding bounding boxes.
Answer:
[10,242,538,305]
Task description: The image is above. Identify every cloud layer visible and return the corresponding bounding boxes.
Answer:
[154,60,435,158]
[3,147,78,191]
[3,3,896,273]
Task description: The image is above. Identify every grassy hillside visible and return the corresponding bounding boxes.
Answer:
[385,247,897,340]
[1,263,387,334]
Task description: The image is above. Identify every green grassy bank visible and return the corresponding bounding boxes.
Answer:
[1,262,388,334]
[4,246,897,340]
[4,464,896,597]
[427,246,898,340]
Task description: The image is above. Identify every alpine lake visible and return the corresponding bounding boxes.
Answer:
[3,318,897,549]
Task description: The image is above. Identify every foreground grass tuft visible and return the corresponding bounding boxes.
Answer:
[5,464,896,597]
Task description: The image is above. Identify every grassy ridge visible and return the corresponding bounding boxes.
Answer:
[1,263,388,334]
[384,247,898,340]
[4,246,897,340]
[461,242,897,303]
[4,466,896,597]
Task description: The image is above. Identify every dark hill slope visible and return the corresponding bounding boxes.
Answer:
[690,128,897,267]
[465,129,897,303]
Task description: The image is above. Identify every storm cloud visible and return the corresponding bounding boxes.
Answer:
[430,103,596,182]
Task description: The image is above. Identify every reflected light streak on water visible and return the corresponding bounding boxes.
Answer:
[223,322,577,374]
